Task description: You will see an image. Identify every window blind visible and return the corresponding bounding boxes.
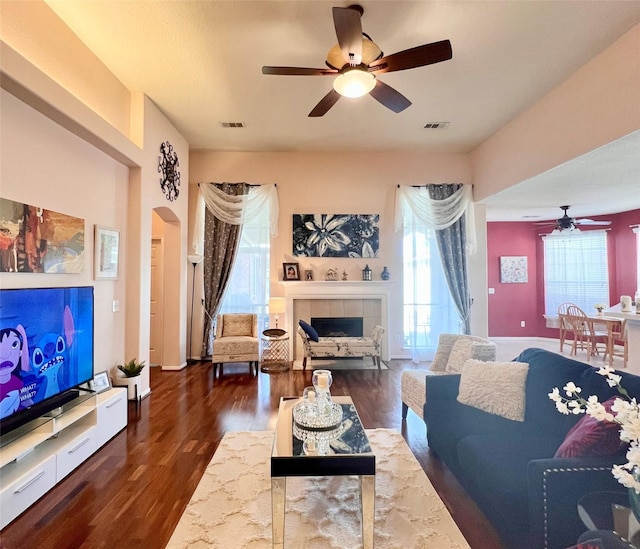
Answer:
[543,230,609,315]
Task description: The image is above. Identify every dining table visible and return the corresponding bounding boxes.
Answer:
[586,314,623,368]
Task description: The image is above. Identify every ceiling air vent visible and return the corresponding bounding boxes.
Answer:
[219,122,246,128]
[423,122,449,129]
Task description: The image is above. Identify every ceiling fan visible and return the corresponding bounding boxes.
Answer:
[261,4,452,117]
[537,205,612,231]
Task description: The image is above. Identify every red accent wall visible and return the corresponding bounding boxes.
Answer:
[487,209,640,337]
[487,222,540,336]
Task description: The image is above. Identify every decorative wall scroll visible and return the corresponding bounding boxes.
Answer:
[0,197,84,273]
[158,141,180,201]
[500,256,528,283]
[292,214,379,258]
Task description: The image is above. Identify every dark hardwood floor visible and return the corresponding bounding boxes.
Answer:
[1,361,504,549]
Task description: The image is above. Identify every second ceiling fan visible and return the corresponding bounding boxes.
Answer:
[262,4,453,117]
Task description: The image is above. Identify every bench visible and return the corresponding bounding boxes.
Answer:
[297,324,385,370]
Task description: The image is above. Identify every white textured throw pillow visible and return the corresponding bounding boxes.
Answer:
[457,359,529,422]
[444,338,475,373]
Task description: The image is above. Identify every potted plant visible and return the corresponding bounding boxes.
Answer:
[112,358,145,400]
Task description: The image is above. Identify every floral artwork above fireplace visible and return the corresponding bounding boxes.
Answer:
[292,214,379,258]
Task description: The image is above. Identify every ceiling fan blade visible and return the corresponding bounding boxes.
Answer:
[262,66,338,76]
[308,89,341,117]
[369,80,412,113]
[332,6,363,66]
[369,40,452,74]
[575,219,612,226]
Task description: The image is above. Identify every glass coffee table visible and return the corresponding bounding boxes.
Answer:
[271,395,375,548]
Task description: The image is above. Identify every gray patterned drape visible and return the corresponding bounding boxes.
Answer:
[201,183,249,356]
[428,184,471,334]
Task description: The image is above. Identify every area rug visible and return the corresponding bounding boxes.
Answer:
[167,429,470,549]
[292,358,388,370]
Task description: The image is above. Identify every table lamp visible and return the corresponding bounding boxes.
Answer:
[269,297,286,329]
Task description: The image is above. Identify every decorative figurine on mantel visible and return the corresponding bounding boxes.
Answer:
[342,270,348,281]
[325,268,338,281]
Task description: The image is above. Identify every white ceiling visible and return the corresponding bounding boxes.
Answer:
[45,0,640,221]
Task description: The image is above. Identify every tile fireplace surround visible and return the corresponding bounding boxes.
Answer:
[283,281,390,361]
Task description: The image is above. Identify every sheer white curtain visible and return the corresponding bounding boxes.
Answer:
[395,184,475,362]
[216,205,271,330]
[192,183,279,255]
[193,183,279,353]
[402,220,460,362]
[394,184,476,254]
[542,230,610,315]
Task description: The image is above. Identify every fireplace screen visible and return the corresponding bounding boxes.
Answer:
[311,317,363,338]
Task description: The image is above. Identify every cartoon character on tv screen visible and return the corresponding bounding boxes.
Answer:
[31,305,75,400]
[0,325,36,419]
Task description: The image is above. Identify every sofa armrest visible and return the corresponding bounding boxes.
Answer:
[424,373,461,401]
[527,456,626,549]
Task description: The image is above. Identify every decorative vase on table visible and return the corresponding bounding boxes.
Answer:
[312,369,334,419]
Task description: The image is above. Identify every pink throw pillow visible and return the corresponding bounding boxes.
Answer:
[555,397,627,458]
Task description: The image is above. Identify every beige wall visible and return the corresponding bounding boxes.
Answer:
[0,89,129,374]
[0,0,131,139]
[472,24,640,200]
[189,150,487,358]
[1,1,191,402]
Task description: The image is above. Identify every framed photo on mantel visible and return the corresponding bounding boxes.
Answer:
[283,262,300,281]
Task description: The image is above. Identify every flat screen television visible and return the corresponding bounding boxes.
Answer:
[0,286,94,435]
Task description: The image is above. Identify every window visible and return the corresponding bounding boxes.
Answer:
[217,205,271,331]
[403,223,460,362]
[543,230,609,315]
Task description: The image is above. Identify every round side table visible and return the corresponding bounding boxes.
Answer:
[261,329,290,373]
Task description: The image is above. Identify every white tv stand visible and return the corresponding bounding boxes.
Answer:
[0,387,127,528]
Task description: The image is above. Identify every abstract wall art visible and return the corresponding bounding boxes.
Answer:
[500,255,528,283]
[0,197,85,273]
[293,214,379,258]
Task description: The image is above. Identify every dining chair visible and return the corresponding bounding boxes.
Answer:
[557,302,577,353]
[564,305,608,361]
[607,319,628,368]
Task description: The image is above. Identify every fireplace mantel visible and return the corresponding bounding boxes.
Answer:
[283,281,390,360]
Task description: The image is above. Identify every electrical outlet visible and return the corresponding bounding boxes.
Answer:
[520,320,525,328]
[488,288,495,294]
[112,300,120,312]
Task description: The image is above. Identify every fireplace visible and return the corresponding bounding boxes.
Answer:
[283,281,389,361]
[311,317,363,338]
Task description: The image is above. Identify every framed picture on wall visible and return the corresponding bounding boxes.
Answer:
[283,262,300,280]
[500,256,528,283]
[94,225,120,280]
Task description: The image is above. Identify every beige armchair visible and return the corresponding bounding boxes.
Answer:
[212,313,259,378]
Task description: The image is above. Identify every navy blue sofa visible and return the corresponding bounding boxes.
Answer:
[423,348,640,549]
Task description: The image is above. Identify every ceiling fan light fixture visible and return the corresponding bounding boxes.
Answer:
[333,69,375,98]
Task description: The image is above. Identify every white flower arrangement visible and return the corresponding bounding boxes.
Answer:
[548,366,640,493]
[594,303,607,313]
